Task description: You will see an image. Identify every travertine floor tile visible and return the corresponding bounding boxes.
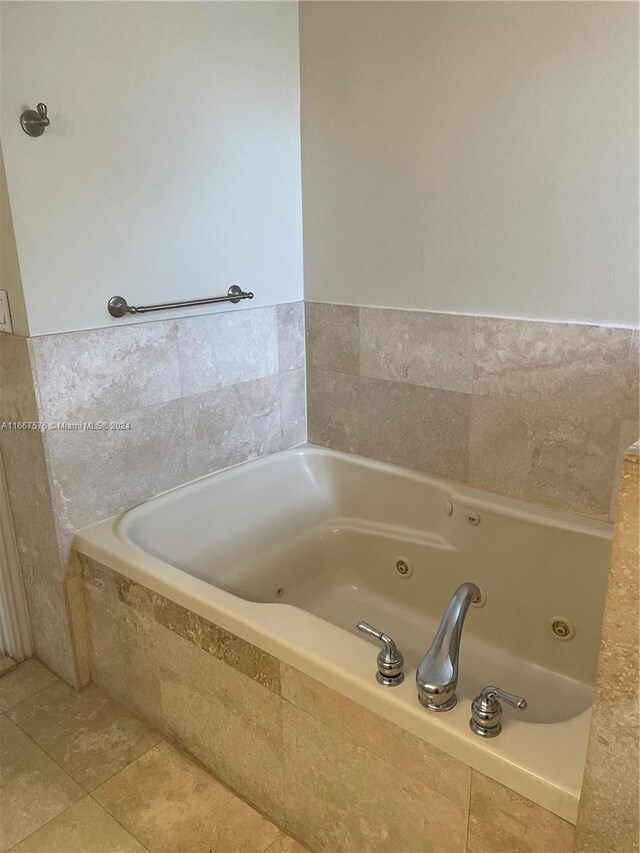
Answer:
[266,834,309,853]
[0,715,83,852]
[0,655,17,677]
[0,658,57,712]
[10,796,146,853]
[9,680,160,790]
[94,742,281,853]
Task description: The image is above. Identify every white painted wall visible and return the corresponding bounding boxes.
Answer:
[300,1,639,326]
[1,1,303,335]
[0,141,28,337]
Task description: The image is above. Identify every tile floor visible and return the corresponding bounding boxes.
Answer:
[0,658,307,853]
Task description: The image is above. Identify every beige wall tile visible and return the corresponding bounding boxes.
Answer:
[0,420,78,682]
[305,302,359,374]
[469,397,620,517]
[0,715,84,852]
[83,579,164,733]
[278,302,305,372]
[0,332,38,421]
[474,318,633,415]
[30,321,180,423]
[0,658,57,713]
[17,570,77,685]
[95,741,281,853]
[0,428,58,576]
[358,376,470,481]
[82,556,154,617]
[83,557,281,695]
[45,398,187,546]
[280,368,307,447]
[0,423,79,680]
[361,308,474,393]
[282,702,468,853]
[575,642,639,852]
[603,450,639,649]
[467,772,575,853]
[609,418,640,521]
[157,625,285,824]
[624,328,639,420]
[153,592,281,693]
[183,375,282,479]
[307,368,359,452]
[11,796,146,853]
[178,306,279,396]
[281,665,470,809]
[9,681,160,791]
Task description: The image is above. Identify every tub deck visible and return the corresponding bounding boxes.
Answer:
[75,446,613,822]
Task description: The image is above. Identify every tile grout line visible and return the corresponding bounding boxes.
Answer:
[86,792,153,853]
[464,770,474,851]
[5,667,157,852]
[7,674,162,796]
[4,794,92,852]
[1,712,84,850]
[278,661,290,836]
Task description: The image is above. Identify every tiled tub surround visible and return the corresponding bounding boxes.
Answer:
[74,444,613,830]
[306,303,639,521]
[80,555,576,853]
[0,302,305,683]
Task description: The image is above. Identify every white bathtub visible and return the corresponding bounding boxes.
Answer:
[75,446,612,823]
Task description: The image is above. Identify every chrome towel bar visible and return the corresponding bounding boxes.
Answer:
[107,285,254,318]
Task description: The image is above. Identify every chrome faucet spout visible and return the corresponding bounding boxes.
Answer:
[416,582,480,712]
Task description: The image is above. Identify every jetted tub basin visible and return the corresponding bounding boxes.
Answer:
[74,446,613,823]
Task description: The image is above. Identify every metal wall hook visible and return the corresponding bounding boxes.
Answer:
[20,103,50,137]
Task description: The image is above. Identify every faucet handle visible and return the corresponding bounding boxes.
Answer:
[356,621,404,687]
[470,685,527,738]
[484,686,527,710]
